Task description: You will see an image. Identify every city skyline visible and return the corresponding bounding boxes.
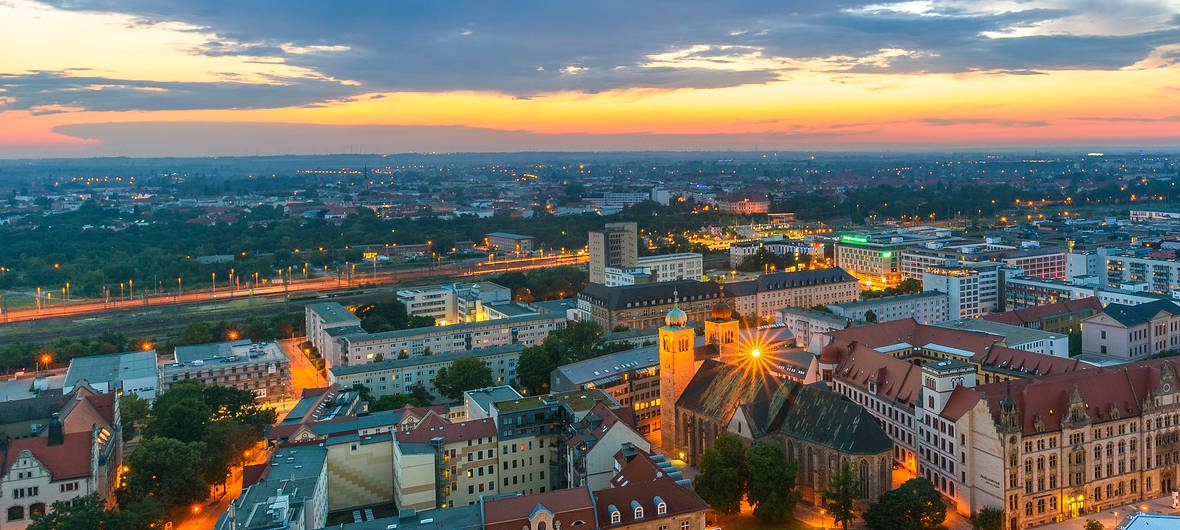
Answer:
[3,0,1180,157]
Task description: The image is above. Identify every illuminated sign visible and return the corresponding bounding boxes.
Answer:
[881,251,893,258]
[841,235,869,244]
[363,252,378,260]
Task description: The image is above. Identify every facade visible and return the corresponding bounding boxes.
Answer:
[835,228,958,284]
[161,340,291,400]
[334,312,565,367]
[565,402,651,491]
[63,350,159,400]
[592,449,709,530]
[396,282,513,325]
[325,433,395,511]
[1005,276,1165,310]
[305,302,364,369]
[934,319,1070,358]
[578,280,722,331]
[1081,300,1180,360]
[1001,248,1067,280]
[215,443,328,530]
[550,346,662,436]
[729,239,815,268]
[923,262,1016,318]
[777,306,849,353]
[329,344,524,400]
[983,297,1103,335]
[715,194,770,214]
[827,291,950,325]
[604,253,703,287]
[1106,254,1180,294]
[728,379,894,507]
[724,267,859,321]
[589,222,638,285]
[395,414,501,509]
[484,232,536,254]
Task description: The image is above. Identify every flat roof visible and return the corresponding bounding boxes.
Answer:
[493,388,614,413]
[553,345,659,386]
[307,302,361,324]
[828,291,946,311]
[486,303,535,317]
[465,385,524,413]
[337,504,482,530]
[64,350,158,388]
[485,232,534,240]
[217,444,327,530]
[347,312,562,343]
[173,339,253,363]
[330,343,525,377]
[934,318,1065,345]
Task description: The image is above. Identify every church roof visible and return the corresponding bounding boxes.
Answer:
[675,359,786,422]
[739,380,892,455]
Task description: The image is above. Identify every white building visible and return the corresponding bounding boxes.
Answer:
[305,302,364,369]
[0,419,105,529]
[335,312,565,367]
[923,262,1017,318]
[604,253,703,286]
[834,228,959,283]
[63,350,159,400]
[1105,254,1180,294]
[329,344,525,400]
[396,282,513,324]
[933,319,1070,358]
[827,291,950,325]
[777,307,849,353]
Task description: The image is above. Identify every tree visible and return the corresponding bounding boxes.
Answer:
[434,357,493,400]
[119,394,150,441]
[746,440,801,522]
[408,382,434,405]
[864,309,878,323]
[863,477,945,530]
[118,437,208,512]
[692,432,747,515]
[177,322,214,345]
[370,393,425,412]
[28,494,138,530]
[1084,520,1104,530]
[823,460,858,530]
[971,506,1004,530]
[517,345,557,395]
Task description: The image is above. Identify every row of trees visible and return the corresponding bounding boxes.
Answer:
[30,381,276,528]
[694,432,962,529]
[861,278,922,300]
[491,266,587,302]
[735,247,812,273]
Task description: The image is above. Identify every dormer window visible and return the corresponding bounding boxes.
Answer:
[610,510,621,524]
[656,497,667,515]
[632,500,644,519]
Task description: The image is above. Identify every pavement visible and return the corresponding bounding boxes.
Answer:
[1036,493,1180,530]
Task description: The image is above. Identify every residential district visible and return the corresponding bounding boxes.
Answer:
[9,161,1180,530]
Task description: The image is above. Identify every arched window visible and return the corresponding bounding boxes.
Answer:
[6,506,23,522]
[859,461,870,499]
[655,496,667,515]
[28,503,45,518]
[1024,502,1032,516]
[610,509,620,524]
[634,506,644,519]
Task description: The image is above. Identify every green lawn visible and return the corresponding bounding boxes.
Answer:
[715,513,820,530]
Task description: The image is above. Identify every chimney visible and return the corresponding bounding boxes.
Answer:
[48,412,64,446]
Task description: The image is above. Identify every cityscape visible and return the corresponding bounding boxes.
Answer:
[4,3,1180,530]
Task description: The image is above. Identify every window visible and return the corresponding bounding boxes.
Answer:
[611,511,621,524]
[634,506,644,519]
[8,505,25,521]
[681,522,690,530]
[657,501,667,515]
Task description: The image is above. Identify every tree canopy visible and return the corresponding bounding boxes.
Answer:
[746,440,801,523]
[823,460,858,530]
[434,356,494,400]
[692,432,748,515]
[863,477,946,530]
[516,321,632,394]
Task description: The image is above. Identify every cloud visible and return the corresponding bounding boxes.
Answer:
[921,118,1049,127]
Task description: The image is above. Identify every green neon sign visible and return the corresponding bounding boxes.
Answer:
[841,235,868,244]
[882,251,893,258]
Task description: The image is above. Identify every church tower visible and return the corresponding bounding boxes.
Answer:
[659,291,697,453]
[703,297,738,348]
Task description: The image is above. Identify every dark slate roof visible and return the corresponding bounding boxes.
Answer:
[1101,299,1180,327]
[675,359,786,421]
[739,380,893,455]
[579,280,720,311]
[723,267,856,297]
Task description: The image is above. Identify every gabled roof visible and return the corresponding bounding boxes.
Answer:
[394,415,496,445]
[828,340,922,409]
[976,345,1094,378]
[593,450,708,528]
[939,386,982,421]
[3,431,93,481]
[739,380,892,454]
[676,359,787,421]
[1094,299,1180,328]
[482,486,596,530]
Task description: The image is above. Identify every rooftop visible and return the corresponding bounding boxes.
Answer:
[738,380,893,455]
[336,504,482,530]
[1096,299,1180,328]
[578,280,720,311]
[724,267,856,297]
[330,343,524,377]
[64,350,158,389]
[345,312,562,342]
[307,301,361,325]
[552,345,659,387]
[493,389,615,413]
[827,291,948,311]
[465,385,524,414]
[933,318,1066,345]
[216,444,327,530]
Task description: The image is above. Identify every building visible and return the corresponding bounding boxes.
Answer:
[161,340,291,401]
[827,291,950,325]
[396,282,513,325]
[305,302,364,369]
[923,262,1017,318]
[1005,275,1166,310]
[550,346,661,436]
[565,402,650,491]
[215,443,328,530]
[604,253,703,287]
[463,386,524,420]
[724,268,859,321]
[934,319,1070,358]
[394,413,501,509]
[324,432,395,512]
[777,306,849,353]
[728,379,894,507]
[715,193,770,214]
[0,388,120,530]
[485,232,536,254]
[584,192,652,209]
[482,486,598,530]
[577,280,721,331]
[1000,248,1067,280]
[729,239,815,268]
[329,344,525,400]
[982,297,1103,335]
[1105,254,1180,294]
[592,448,709,530]
[333,312,565,367]
[589,222,638,285]
[835,228,959,284]
[63,350,159,400]
[1081,300,1180,360]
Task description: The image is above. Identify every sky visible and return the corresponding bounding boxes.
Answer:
[2,0,1180,157]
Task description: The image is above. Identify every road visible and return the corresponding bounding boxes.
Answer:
[0,253,587,325]
[280,338,327,395]
[175,441,270,530]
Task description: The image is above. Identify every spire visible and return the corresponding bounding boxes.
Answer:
[672,288,679,307]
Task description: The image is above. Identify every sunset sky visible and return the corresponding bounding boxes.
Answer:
[3,0,1180,157]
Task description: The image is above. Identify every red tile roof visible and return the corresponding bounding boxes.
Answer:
[394,415,497,445]
[3,431,93,481]
[594,450,708,528]
[482,486,597,530]
[976,345,1094,377]
[939,386,982,421]
[983,297,1102,327]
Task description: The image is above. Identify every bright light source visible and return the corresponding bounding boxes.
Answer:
[750,348,761,358]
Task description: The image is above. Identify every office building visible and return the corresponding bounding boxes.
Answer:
[724,268,859,322]
[1005,275,1165,310]
[396,282,513,325]
[1106,254,1180,294]
[578,280,721,331]
[923,262,1016,318]
[484,232,536,254]
[329,344,524,400]
[826,291,950,325]
[161,340,291,401]
[63,350,159,400]
[588,222,638,284]
[834,228,959,284]
[603,253,703,287]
